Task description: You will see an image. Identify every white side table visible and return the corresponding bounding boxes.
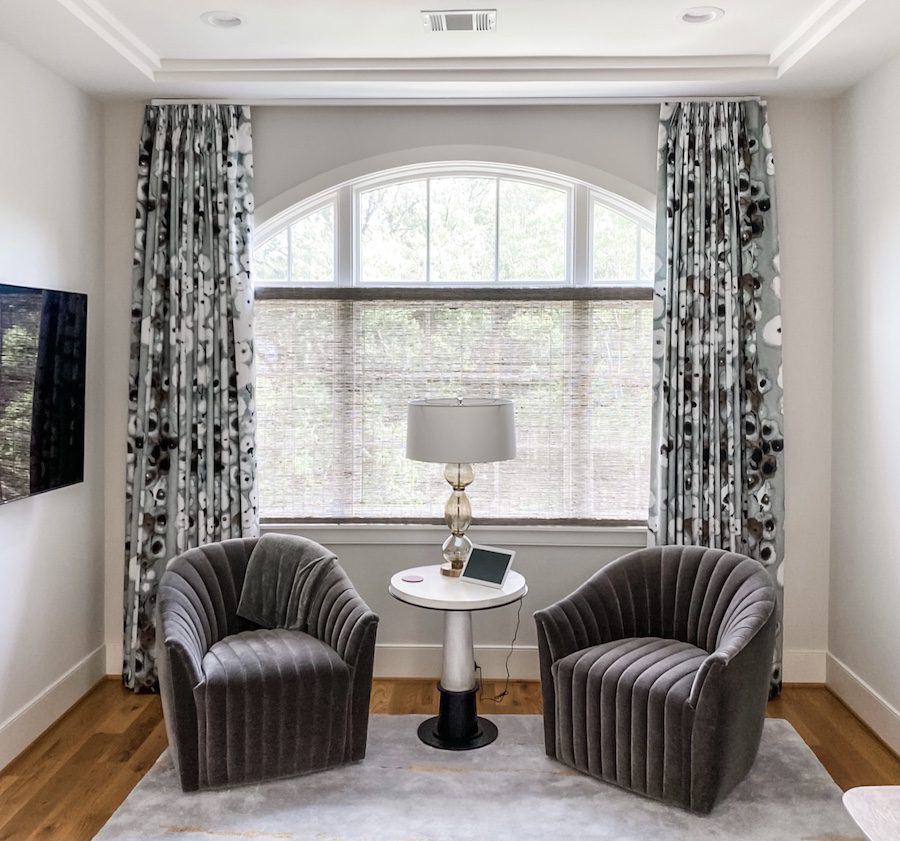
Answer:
[843,786,900,841]
[389,564,527,750]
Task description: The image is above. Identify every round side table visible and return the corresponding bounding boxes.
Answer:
[843,786,900,841]
[389,564,527,750]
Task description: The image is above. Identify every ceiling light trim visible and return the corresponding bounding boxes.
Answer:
[681,6,725,24]
[200,10,244,29]
[55,0,160,79]
[770,0,870,76]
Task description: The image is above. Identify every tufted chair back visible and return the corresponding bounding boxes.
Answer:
[540,545,775,667]
[157,537,260,657]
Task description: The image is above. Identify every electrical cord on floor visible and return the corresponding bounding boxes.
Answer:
[475,599,522,704]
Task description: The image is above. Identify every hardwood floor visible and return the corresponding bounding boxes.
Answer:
[369,677,544,716]
[767,684,900,791]
[0,678,897,840]
[0,680,166,841]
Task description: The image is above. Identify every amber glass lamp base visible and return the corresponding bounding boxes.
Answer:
[440,462,474,577]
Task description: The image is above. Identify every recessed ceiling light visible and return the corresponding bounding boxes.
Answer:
[681,6,725,24]
[200,10,244,28]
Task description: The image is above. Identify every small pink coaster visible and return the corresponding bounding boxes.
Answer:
[401,575,424,583]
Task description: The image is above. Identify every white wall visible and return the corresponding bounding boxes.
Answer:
[828,54,900,754]
[101,100,835,682]
[0,42,106,768]
[767,98,835,682]
[102,102,143,675]
[253,105,660,213]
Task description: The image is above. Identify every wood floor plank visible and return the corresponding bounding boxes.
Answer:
[1,679,898,841]
[0,682,132,832]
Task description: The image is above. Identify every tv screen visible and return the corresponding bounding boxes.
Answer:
[0,283,87,505]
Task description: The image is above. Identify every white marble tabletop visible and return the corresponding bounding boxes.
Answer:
[843,786,900,841]
[389,564,527,611]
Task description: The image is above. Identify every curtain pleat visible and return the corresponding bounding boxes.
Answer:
[650,101,784,693]
[123,104,258,691]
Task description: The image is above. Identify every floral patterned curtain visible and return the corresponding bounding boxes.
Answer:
[650,101,785,694]
[123,104,258,691]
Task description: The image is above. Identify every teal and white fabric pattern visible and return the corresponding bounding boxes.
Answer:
[650,101,785,693]
[123,104,258,691]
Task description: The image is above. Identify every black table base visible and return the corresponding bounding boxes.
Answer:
[416,684,498,751]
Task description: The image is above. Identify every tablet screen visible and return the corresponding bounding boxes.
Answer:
[462,546,511,585]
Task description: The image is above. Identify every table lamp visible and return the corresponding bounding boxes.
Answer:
[406,397,516,577]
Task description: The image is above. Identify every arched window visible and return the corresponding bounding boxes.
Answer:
[253,163,654,523]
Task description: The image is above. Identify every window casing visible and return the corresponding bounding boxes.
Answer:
[253,163,653,525]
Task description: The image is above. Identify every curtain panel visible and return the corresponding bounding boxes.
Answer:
[123,104,258,691]
[650,101,785,693]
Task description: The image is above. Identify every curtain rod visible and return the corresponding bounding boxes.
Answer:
[149,95,764,107]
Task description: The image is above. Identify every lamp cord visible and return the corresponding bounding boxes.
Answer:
[476,598,522,704]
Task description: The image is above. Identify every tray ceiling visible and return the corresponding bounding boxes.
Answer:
[1,0,899,100]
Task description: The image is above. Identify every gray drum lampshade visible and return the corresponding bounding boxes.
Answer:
[406,398,516,464]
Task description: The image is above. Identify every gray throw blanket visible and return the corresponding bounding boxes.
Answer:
[236,533,338,631]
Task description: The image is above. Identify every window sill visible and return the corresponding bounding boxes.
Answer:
[260,521,649,549]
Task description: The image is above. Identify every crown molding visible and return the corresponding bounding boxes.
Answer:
[153,54,777,85]
[771,0,870,75]
[55,0,872,93]
[157,54,773,72]
[56,0,159,79]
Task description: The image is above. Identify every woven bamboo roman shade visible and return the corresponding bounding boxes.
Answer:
[254,295,652,523]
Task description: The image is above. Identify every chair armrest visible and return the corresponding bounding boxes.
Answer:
[688,594,776,708]
[533,578,620,666]
[686,603,777,810]
[324,594,379,666]
[155,584,211,793]
[306,565,379,666]
[533,575,623,759]
[158,619,205,689]
[157,584,210,689]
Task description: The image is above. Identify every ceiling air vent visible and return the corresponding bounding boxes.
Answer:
[422,9,497,32]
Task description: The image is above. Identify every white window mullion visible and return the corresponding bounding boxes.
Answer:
[494,177,501,283]
[425,178,432,284]
[634,222,642,283]
[341,185,355,286]
[573,185,591,287]
[286,217,293,285]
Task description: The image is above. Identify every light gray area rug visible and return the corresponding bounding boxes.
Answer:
[94,716,862,841]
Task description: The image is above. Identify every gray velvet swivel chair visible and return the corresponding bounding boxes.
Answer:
[534,546,776,814]
[156,534,379,792]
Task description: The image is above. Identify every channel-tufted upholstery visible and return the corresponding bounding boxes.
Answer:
[156,536,379,792]
[534,546,776,814]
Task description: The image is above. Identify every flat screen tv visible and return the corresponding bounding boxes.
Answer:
[0,283,87,505]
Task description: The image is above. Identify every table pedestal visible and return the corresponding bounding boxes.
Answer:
[416,610,498,751]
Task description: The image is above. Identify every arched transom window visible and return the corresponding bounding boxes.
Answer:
[253,163,654,523]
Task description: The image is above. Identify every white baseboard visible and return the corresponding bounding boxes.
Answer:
[826,652,900,756]
[375,644,539,680]
[105,639,122,675]
[783,649,827,683]
[0,644,107,771]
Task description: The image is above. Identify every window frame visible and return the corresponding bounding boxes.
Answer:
[254,192,339,288]
[589,188,657,287]
[351,164,574,287]
[253,162,653,290]
[252,162,655,526]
